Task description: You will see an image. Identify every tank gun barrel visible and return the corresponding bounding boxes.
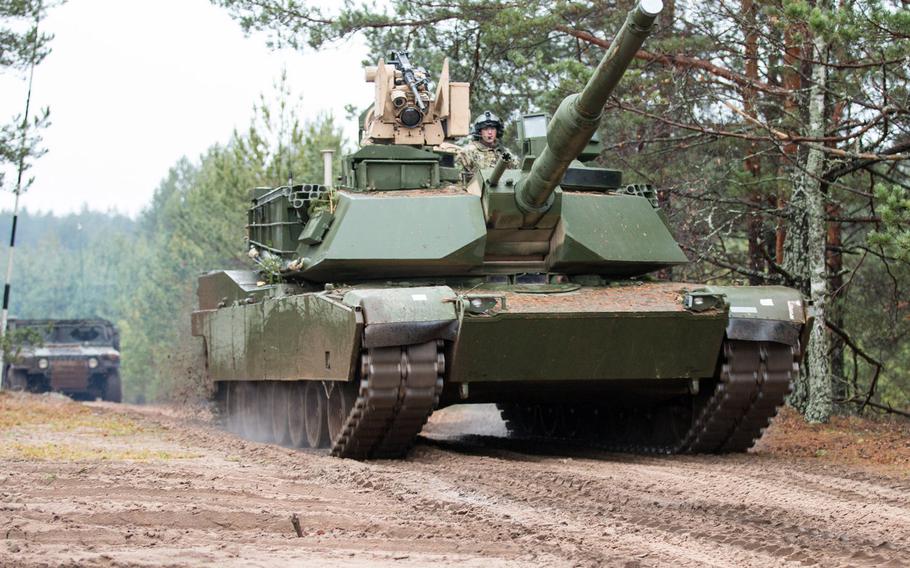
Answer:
[515,0,663,218]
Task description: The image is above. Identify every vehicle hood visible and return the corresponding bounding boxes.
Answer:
[23,345,119,358]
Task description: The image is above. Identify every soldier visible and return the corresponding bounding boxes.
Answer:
[457,110,514,179]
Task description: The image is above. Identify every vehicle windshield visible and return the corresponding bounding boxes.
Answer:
[15,323,110,344]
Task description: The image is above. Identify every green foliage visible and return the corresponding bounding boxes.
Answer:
[0,0,53,70]
[0,0,56,190]
[212,0,628,132]
[255,253,284,284]
[869,184,910,261]
[0,208,137,320]
[1,326,42,364]
[119,80,344,403]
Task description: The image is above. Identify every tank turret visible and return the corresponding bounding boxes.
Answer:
[514,0,663,223]
[245,0,684,281]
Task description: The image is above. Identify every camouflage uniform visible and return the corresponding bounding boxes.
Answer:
[456,140,513,177]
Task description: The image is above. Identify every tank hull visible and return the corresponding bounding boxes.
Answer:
[191,271,807,458]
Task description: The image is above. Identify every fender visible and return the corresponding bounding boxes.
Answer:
[706,285,810,347]
[343,286,460,348]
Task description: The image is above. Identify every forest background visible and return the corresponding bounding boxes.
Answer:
[1,0,908,420]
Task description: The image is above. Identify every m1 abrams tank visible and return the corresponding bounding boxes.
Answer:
[2,318,122,402]
[191,0,810,459]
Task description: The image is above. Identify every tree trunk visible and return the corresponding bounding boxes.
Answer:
[775,24,804,266]
[795,33,833,423]
[742,0,764,285]
[827,201,846,408]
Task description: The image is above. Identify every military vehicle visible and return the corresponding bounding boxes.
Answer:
[2,318,122,402]
[191,0,810,459]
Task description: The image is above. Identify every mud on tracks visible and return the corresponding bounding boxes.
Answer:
[1,393,908,567]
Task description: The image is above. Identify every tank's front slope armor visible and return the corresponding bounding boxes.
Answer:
[450,283,727,384]
[548,193,690,275]
[300,191,487,282]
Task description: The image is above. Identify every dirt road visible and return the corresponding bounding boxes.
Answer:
[1,392,909,567]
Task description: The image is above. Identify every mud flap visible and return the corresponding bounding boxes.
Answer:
[726,318,801,346]
[343,286,460,348]
[705,285,809,347]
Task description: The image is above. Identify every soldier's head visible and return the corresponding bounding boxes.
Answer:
[472,110,503,147]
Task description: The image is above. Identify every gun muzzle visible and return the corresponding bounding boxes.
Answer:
[489,152,512,186]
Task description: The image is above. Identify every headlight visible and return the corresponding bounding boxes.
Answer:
[88,357,99,369]
[38,358,49,369]
[464,295,504,315]
[684,292,725,313]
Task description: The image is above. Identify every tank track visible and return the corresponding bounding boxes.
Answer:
[331,340,445,459]
[498,340,798,454]
[219,339,444,460]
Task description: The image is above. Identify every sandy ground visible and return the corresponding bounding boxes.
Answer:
[1,392,909,567]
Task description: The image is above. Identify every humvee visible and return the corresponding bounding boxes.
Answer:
[2,318,122,402]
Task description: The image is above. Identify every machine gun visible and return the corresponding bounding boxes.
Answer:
[388,50,429,121]
[361,50,470,145]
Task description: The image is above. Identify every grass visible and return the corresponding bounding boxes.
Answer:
[0,392,152,436]
[0,441,199,461]
[0,392,200,462]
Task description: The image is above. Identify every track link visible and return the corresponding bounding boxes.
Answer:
[331,340,444,459]
[498,339,798,454]
[678,339,796,453]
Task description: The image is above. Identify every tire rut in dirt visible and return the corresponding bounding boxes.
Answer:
[398,444,910,567]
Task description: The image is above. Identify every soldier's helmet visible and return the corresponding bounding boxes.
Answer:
[471,110,504,139]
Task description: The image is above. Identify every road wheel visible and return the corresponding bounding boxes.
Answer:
[235,382,258,439]
[103,371,122,403]
[269,382,290,445]
[327,382,356,445]
[254,382,273,442]
[223,382,241,432]
[287,382,308,448]
[539,405,562,437]
[560,405,581,438]
[522,405,543,437]
[305,382,330,448]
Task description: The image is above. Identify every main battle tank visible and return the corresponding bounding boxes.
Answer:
[191,0,810,458]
